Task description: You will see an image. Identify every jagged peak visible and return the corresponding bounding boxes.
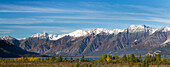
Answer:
[31,32,48,37]
[87,28,106,32]
[157,26,170,32]
[69,29,88,37]
[0,35,15,40]
[31,32,68,40]
[126,24,156,34]
[128,24,151,29]
[28,25,168,41]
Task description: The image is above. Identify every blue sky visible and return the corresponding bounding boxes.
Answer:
[0,0,170,39]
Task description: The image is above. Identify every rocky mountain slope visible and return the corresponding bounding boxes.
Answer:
[0,40,38,58]
[1,25,170,56]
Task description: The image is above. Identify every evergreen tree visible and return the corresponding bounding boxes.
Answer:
[163,54,166,64]
[122,54,127,63]
[102,54,107,61]
[112,55,116,60]
[112,55,119,63]
[80,55,85,62]
[64,57,68,62]
[166,55,169,64]
[151,54,155,63]
[130,54,135,62]
[70,57,73,62]
[156,54,161,64]
[129,54,135,67]
[115,55,119,63]
[146,54,150,62]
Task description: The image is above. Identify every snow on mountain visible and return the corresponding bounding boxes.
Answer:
[31,32,68,40]
[87,28,124,35]
[88,28,110,35]
[68,30,88,37]
[29,25,169,41]
[30,28,125,40]
[31,32,49,39]
[157,26,170,32]
[110,29,125,34]
[125,25,157,34]
[0,35,15,40]
[48,34,68,40]
[0,25,169,41]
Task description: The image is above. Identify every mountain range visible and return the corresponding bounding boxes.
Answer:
[0,25,170,56]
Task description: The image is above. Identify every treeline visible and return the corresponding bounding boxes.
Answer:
[0,54,170,67]
[100,54,169,67]
[0,55,88,63]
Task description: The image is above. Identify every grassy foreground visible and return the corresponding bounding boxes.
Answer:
[0,62,170,67]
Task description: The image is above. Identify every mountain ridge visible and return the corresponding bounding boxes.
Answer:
[14,25,167,41]
[0,25,170,56]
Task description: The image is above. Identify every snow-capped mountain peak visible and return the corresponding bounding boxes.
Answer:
[69,30,88,37]
[111,29,124,34]
[87,28,124,35]
[158,26,170,32]
[88,28,107,35]
[48,34,67,40]
[128,25,150,31]
[28,25,169,41]
[126,25,156,34]
[0,35,15,40]
[31,32,68,40]
[31,32,49,39]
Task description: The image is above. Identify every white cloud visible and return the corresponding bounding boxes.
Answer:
[0,10,36,12]
[0,4,161,17]
[1,26,64,29]
[145,17,170,24]
[0,18,55,24]
[0,4,100,13]
[0,18,105,24]
[0,15,170,24]
[0,4,170,24]
[39,16,170,24]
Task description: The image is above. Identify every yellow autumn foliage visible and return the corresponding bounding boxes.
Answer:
[106,55,111,62]
[14,57,39,61]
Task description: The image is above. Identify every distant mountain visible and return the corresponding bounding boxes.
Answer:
[28,25,157,40]
[1,25,170,56]
[0,35,20,46]
[0,40,38,58]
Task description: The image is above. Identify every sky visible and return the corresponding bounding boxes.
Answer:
[0,0,170,39]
